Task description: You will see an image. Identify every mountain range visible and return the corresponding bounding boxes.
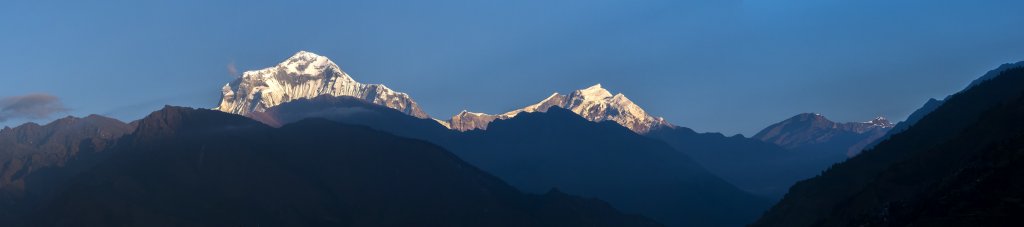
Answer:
[0,115,133,221]
[216,54,1024,226]
[217,52,868,196]
[3,50,1021,226]
[14,107,659,226]
[186,52,1024,225]
[251,95,771,227]
[224,51,912,221]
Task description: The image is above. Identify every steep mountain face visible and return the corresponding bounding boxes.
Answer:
[646,127,840,198]
[214,51,429,118]
[0,115,133,221]
[255,97,769,227]
[753,67,1024,226]
[447,84,673,133]
[754,113,893,156]
[26,107,659,226]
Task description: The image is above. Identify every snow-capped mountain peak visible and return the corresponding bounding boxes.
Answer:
[278,51,342,77]
[445,84,674,133]
[215,51,428,118]
[239,51,350,81]
[754,113,896,156]
[574,84,613,100]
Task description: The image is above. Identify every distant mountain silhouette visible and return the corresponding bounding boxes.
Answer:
[25,106,659,226]
[753,67,1024,226]
[0,115,133,221]
[645,113,896,199]
[754,113,893,157]
[646,126,838,198]
[453,108,771,227]
[247,95,451,141]
[257,96,770,227]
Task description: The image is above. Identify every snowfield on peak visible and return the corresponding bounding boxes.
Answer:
[446,84,674,134]
[215,51,429,118]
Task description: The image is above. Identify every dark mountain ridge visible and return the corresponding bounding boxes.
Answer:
[753,66,1024,226]
[456,108,772,227]
[255,96,770,227]
[646,112,895,199]
[26,106,660,226]
[646,126,837,198]
[0,114,133,221]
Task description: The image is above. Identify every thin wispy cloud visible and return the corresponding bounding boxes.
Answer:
[227,60,239,78]
[0,93,70,122]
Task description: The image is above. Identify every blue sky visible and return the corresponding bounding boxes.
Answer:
[2,0,1023,135]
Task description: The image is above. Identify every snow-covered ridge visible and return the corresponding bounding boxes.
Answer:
[445,84,674,133]
[215,51,429,118]
[214,51,671,133]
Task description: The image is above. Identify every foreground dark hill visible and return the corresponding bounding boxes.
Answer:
[28,107,659,226]
[754,67,1024,226]
[256,97,771,227]
[646,127,837,198]
[0,115,133,220]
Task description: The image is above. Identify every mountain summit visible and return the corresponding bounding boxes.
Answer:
[447,84,673,133]
[754,113,893,156]
[214,51,428,118]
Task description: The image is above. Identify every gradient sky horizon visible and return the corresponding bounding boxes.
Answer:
[3,0,1024,135]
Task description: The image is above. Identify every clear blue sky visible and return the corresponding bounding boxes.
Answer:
[3,0,1024,135]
